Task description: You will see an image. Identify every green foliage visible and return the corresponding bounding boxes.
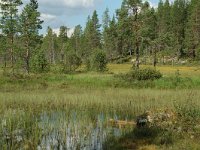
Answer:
[125,68,162,81]
[82,10,101,62]
[62,51,82,73]
[70,25,83,57]
[31,50,49,73]
[1,0,200,73]
[90,50,108,72]
[19,0,43,73]
[41,27,58,64]
[184,0,200,59]
[0,0,23,70]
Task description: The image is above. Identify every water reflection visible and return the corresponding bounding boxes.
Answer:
[38,112,123,150]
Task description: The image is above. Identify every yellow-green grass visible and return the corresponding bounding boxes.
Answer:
[1,64,200,92]
[0,87,199,117]
[108,64,200,77]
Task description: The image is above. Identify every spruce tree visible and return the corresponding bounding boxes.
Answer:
[83,11,101,58]
[91,10,101,50]
[102,8,110,55]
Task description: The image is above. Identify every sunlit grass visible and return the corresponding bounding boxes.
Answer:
[108,64,200,77]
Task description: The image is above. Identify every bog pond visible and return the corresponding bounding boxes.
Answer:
[1,110,134,150]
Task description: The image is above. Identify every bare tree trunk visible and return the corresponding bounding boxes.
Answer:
[153,48,157,68]
[25,48,30,74]
[11,35,14,74]
[51,36,56,64]
[61,43,65,62]
[4,51,7,68]
[162,56,165,65]
[135,41,140,69]
[134,8,140,69]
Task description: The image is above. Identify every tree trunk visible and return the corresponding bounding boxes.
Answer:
[153,49,157,68]
[135,41,140,69]
[11,35,14,74]
[4,51,7,68]
[134,8,140,69]
[51,36,56,64]
[162,56,165,65]
[25,48,30,74]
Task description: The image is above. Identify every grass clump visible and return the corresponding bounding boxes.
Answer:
[120,68,162,81]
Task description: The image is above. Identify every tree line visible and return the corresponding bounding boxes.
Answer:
[0,0,200,74]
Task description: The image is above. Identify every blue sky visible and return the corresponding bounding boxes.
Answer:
[26,0,162,35]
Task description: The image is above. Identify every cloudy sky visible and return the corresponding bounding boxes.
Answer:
[22,0,166,35]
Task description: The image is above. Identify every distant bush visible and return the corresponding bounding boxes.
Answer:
[31,50,50,73]
[123,68,162,81]
[62,51,82,73]
[89,49,107,72]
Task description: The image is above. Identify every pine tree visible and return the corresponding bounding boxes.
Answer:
[41,27,58,64]
[171,0,188,58]
[106,16,118,60]
[0,0,22,71]
[140,3,157,53]
[58,26,69,61]
[102,8,110,30]
[124,0,142,69]
[19,0,43,73]
[116,4,132,57]
[185,0,200,59]
[70,25,83,56]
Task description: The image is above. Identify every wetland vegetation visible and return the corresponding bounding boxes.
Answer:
[1,65,200,149]
[1,0,200,149]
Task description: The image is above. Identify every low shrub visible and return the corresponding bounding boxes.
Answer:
[124,68,163,81]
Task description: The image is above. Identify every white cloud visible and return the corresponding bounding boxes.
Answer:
[52,27,74,37]
[40,13,56,22]
[38,0,96,9]
[52,28,60,35]
[68,28,75,37]
[63,0,95,8]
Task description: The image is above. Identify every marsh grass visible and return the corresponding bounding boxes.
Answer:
[1,65,200,149]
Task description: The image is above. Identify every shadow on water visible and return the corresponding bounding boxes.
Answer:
[103,125,175,150]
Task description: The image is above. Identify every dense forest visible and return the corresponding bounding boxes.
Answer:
[0,0,200,74]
